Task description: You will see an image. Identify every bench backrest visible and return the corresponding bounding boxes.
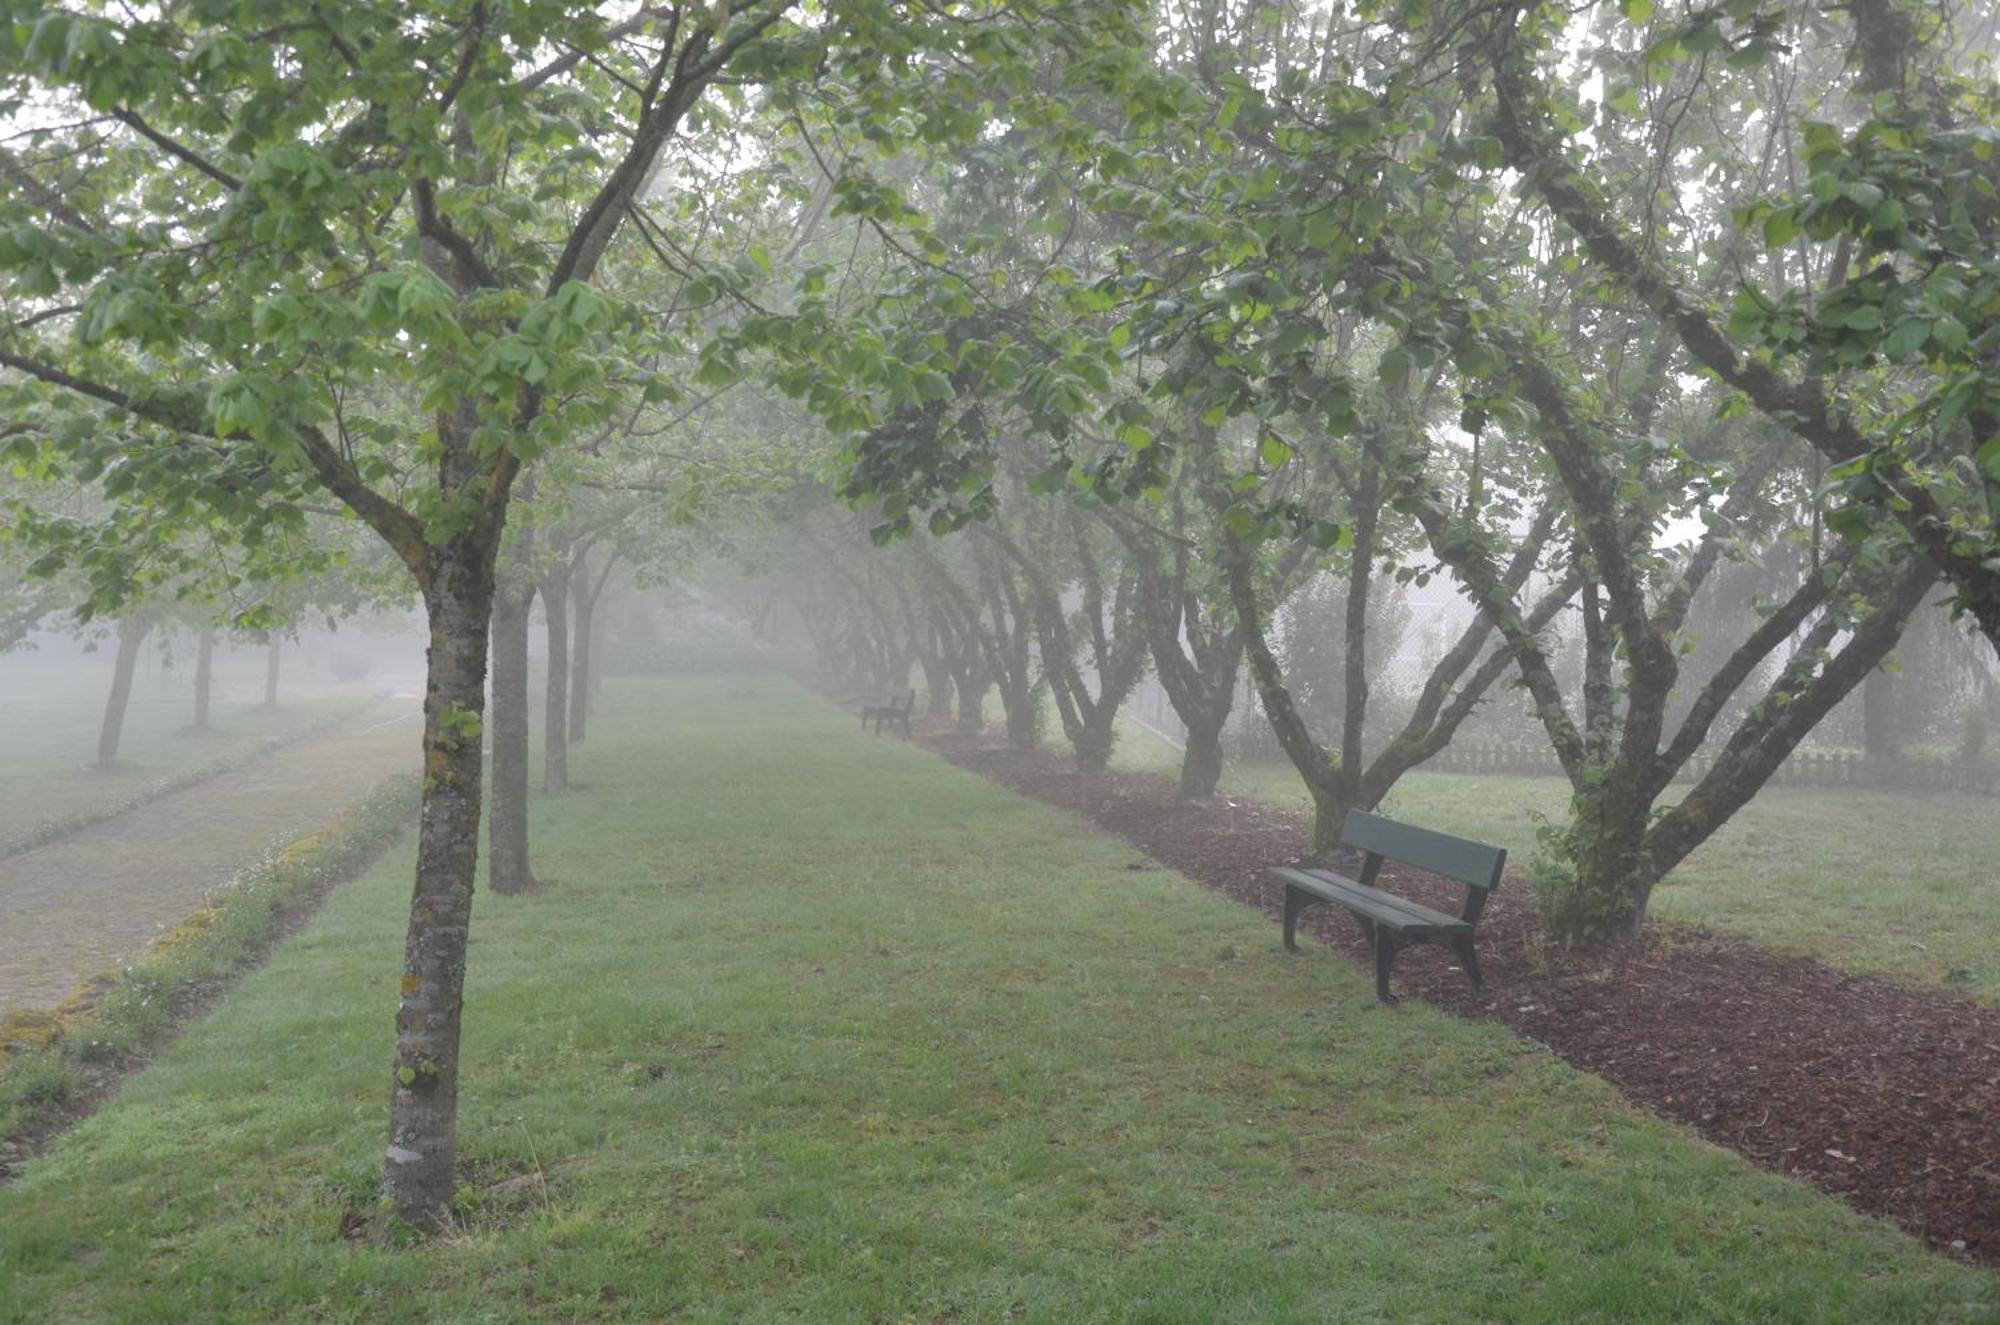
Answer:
[1341,810,1506,891]
[892,688,916,709]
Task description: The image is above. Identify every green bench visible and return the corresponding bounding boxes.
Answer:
[1268,810,1506,1005]
[859,688,916,737]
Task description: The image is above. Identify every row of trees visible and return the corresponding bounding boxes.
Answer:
[749,0,1995,947]
[2,0,1994,1232]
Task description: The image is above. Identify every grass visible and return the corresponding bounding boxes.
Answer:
[0,650,365,852]
[0,674,1992,1322]
[1113,720,2000,1003]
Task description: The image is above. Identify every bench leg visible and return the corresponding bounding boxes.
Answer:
[1282,886,1311,952]
[1352,912,1377,949]
[1453,933,1485,994]
[1374,929,1401,1006]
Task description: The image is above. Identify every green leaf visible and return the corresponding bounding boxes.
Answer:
[1377,344,1411,387]
[1884,318,1929,361]
[1839,303,1884,331]
[1824,505,1874,540]
[1976,435,2000,483]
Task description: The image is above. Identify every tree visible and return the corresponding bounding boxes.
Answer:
[1107,490,1247,797]
[1484,0,2000,651]
[989,503,1149,772]
[94,610,155,768]
[0,0,1104,1227]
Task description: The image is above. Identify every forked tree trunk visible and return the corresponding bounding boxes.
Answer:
[96,614,153,768]
[192,628,214,733]
[387,538,498,1228]
[487,573,536,896]
[1116,505,1245,800]
[956,678,988,732]
[263,634,281,707]
[918,651,953,716]
[542,563,570,792]
[1179,716,1228,799]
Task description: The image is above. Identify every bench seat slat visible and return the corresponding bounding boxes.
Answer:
[1270,867,1470,936]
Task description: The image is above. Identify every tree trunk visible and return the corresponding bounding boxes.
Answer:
[955,678,988,732]
[192,628,214,733]
[96,615,152,768]
[999,678,1041,749]
[487,572,536,896]
[1179,715,1227,799]
[1072,712,1118,773]
[542,564,570,792]
[920,654,953,716]
[263,634,281,707]
[386,538,497,1229]
[915,630,953,717]
[1220,534,1345,857]
[1548,560,1937,943]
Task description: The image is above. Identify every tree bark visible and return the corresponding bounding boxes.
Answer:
[980,558,1042,751]
[96,614,153,768]
[386,536,498,1229]
[1116,504,1245,800]
[1222,534,1346,857]
[542,562,570,792]
[192,627,214,733]
[1179,718,1229,799]
[487,568,536,896]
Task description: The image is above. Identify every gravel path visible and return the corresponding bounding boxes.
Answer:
[0,701,419,1016]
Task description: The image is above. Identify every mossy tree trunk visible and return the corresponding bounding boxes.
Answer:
[389,527,501,1230]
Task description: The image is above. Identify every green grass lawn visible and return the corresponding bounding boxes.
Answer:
[2,676,1993,1323]
[0,650,364,850]
[1114,721,2000,1004]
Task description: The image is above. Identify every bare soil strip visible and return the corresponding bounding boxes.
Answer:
[924,730,2000,1265]
[0,702,419,1017]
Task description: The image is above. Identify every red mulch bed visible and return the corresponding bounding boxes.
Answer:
[923,728,2000,1264]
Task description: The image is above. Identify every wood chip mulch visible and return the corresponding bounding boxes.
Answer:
[922,729,2000,1264]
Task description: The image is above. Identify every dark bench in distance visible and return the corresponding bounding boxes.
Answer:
[860,688,915,737]
[1267,809,1506,1005]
